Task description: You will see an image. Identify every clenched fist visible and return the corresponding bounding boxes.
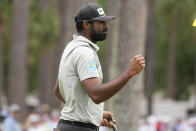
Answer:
[127,55,145,77]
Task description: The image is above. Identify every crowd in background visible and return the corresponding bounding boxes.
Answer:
[1,104,196,131]
[139,115,196,131]
[0,104,59,131]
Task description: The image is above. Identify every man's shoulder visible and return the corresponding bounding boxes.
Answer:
[73,46,94,57]
[65,40,91,52]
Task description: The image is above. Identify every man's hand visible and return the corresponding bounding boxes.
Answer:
[100,111,116,128]
[127,55,145,77]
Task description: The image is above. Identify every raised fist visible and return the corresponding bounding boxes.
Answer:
[127,55,145,77]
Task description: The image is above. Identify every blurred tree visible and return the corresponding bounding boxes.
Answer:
[156,0,196,99]
[0,0,12,106]
[37,0,55,106]
[9,0,29,120]
[105,0,147,130]
[52,0,70,107]
[104,0,121,118]
[117,0,147,130]
[27,0,59,107]
[194,31,196,87]
[145,0,156,115]
[38,48,53,105]
[0,16,4,107]
[168,20,178,98]
[103,0,121,83]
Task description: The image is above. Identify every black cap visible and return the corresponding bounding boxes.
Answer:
[75,3,115,22]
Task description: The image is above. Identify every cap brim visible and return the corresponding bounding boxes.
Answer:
[93,15,116,21]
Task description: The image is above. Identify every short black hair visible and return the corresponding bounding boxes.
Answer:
[75,21,83,33]
[75,21,94,33]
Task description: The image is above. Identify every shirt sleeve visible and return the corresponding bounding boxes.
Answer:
[74,46,100,81]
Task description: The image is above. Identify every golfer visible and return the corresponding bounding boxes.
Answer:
[54,2,145,131]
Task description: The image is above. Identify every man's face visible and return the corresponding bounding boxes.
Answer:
[11,111,20,119]
[89,21,108,42]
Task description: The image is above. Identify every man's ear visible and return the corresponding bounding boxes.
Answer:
[83,20,91,30]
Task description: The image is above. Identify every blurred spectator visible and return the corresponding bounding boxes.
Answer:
[139,117,156,131]
[25,106,42,128]
[26,114,44,131]
[48,109,60,129]
[173,118,183,131]
[40,104,50,122]
[2,104,21,131]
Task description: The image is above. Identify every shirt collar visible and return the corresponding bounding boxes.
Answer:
[73,34,99,52]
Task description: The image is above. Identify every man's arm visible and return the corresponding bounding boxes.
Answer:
[54,80,66,104]
[82,55,145,104]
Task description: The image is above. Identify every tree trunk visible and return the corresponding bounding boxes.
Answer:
[0,19,4,108]
[9,0,29,121]
[194,32,196,111]
[103,0,121,83]
[145,0,156,115]
[105,0,147,130]
[104,0,122,113]
[38,0,54,106]
[168,22,178,99]
[38,49,53,105]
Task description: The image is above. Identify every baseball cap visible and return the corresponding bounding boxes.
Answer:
[193,18,196,27]
[75,3,115,22]
[9,104,20,113]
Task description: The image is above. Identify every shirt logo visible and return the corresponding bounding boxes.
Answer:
[97,8,105,15]
[88,61,97,72]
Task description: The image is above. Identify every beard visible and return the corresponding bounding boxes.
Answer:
[90,27,107,42]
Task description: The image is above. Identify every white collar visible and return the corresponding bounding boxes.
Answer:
[73,34,100,52]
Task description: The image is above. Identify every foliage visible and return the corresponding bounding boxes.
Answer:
[155,0,196,100]
[1,0,196,100]
[0,0,12,91]
[28,0,60,91]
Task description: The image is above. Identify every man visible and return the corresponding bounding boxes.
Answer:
[2,104,21,131]
[54,2,145,131]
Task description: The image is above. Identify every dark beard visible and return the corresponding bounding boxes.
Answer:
[90,27,107,42]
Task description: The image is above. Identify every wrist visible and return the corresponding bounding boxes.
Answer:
[126,70,134,78]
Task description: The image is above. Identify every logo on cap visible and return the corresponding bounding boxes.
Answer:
[97,8,105,15]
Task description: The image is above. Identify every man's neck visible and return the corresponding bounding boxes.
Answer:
[78,32,97,44]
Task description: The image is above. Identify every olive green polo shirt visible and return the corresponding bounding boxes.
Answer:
[58,34,103,126]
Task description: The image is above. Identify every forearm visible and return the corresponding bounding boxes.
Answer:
[84,71,132,104]
[99,71,132,101]
[54,80,66,104]
[55,89,66,104]
[83,55,145,104]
